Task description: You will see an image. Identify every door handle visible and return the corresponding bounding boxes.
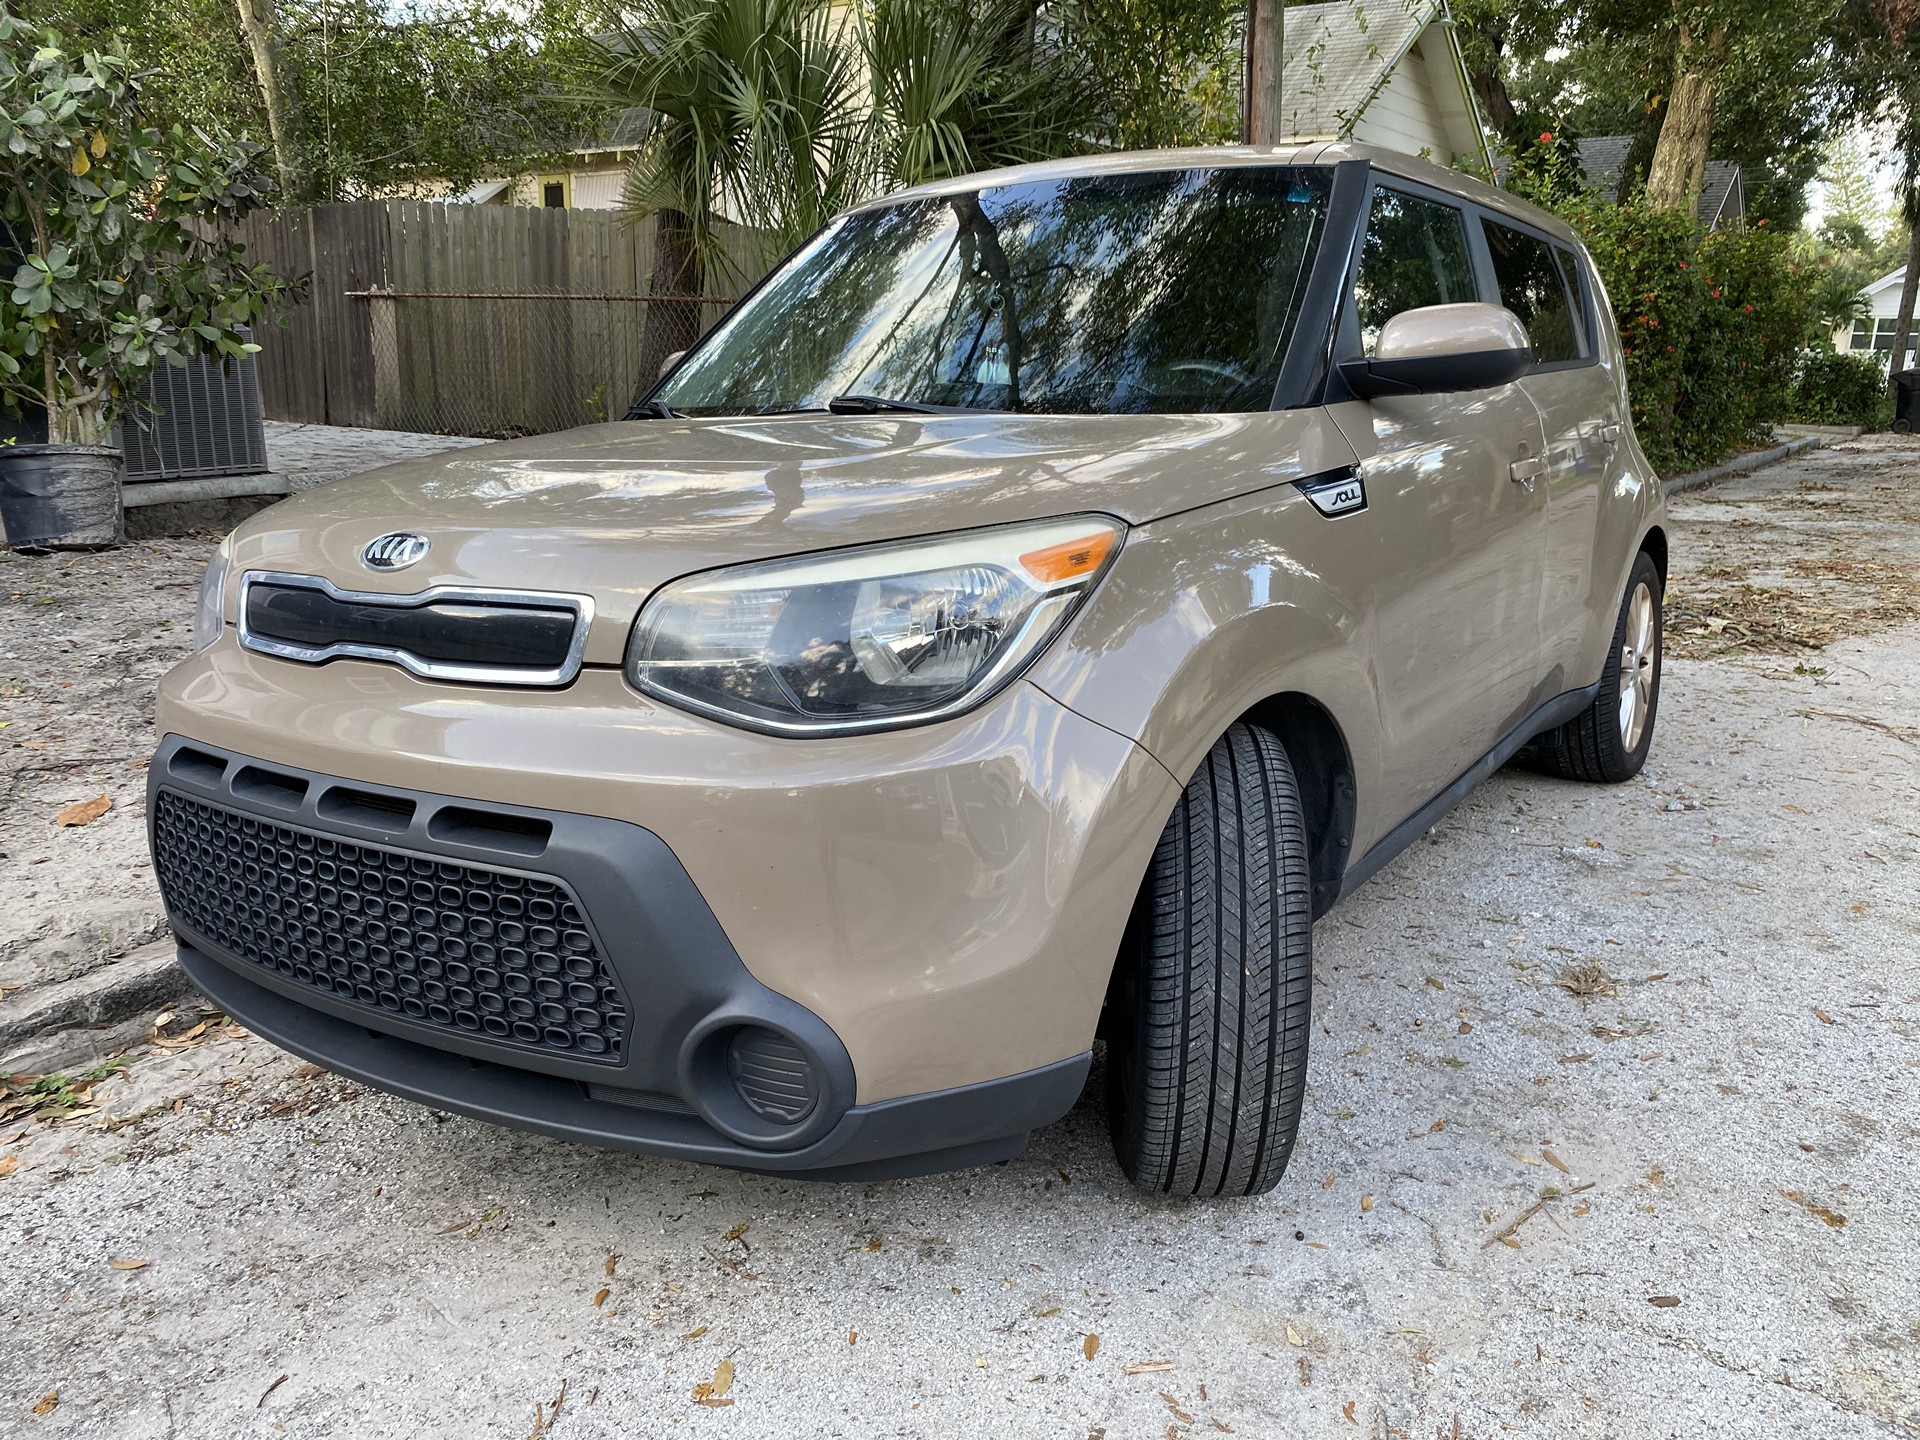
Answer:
[1509,456,1545,491]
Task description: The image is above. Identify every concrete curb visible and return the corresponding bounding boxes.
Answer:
[1663,433,1827,497]
[0,939,192,1071]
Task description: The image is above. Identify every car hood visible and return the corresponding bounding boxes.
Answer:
[229,410,1356,666]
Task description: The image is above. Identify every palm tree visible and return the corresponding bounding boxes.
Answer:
[596,0,874,384]
[595,0,1098,398]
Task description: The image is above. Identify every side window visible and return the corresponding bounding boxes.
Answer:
[1482,219,1587,364]
[1353,187,1477,355]
[1553,244,1593,358]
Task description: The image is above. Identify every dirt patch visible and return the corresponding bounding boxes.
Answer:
[0,538,214,991]
[1665,435,1920,659]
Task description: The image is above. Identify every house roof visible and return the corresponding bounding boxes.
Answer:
[1863,266,1907,299]
[575,106,654,155]
[1577,135,1742,224]
[1279,0,1432,136]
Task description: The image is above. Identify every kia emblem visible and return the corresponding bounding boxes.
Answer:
[362,532,431,571]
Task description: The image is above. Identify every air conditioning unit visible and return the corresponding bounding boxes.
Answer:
[117,335,269,483]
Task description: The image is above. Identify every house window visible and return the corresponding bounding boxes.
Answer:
[543,181,566,209]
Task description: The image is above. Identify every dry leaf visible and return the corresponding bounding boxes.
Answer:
[604,1253,618,1276]
[1360,1194,1374,1213]
[1160,1393,1195,1424]
[55,794,111,827]
[1083,1333,1099,1361]
[592,1287,609,1308]
[1813,1007,1835,1025]
[1342,1400,1358,1424]
[1321,1172,1336,1189]
[691,1358,735,1406]
[0,1155,18,1179]
[1542,1148,1572,1175]
[1284,1323,1304,1347]
[848,1330,857,1346]
[32,1390,58,1416]
[1648,1295,1681,1308]
[1124,1361,1175,1375]
[91,130,109,157]
[683,1325,708,1340]
[108,1257,149,1270]
[722,1222,749,1242]
[1560,1053,1594,1064]
[1778,1188,1847,1228]
[865,1237,882,1253]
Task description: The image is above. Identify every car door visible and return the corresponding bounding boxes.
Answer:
[1323,180,1551,819]
[1477,217,1617,692]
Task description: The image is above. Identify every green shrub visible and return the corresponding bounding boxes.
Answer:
[1788,351,1892,428]
[1544,196,1812,476]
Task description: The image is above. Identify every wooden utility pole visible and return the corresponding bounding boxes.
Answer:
[1244,0,1285,146]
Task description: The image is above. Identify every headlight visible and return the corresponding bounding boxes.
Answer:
[626,516,1123,735]
[191,537,234,652]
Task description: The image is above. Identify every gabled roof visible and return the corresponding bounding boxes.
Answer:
[1863,266,1907,299]
[1278,0,1491,172]
[1577,135,1743,226]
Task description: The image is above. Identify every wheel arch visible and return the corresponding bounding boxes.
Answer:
[1639,523,1668,583]
[1238,692,1357,919]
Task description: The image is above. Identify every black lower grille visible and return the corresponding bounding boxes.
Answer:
[152,790,627,1062]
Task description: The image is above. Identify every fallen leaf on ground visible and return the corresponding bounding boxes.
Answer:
[0,1155,17,1178]
[54,795,111,827]
[722,1222,749,1242]
[1360,1194,1374,1213]
[683,1324,708,1340]
[1778,1188,1847,1228]
[32,1390,57,1415]
[1342,1400,1358,1424]
[604,1252,618,1276]
[108,1257,149,1270]
[1160,1392,1195,1424]
[290,1063,325,1079]
[691,1357,735,1406]
[1648,1295,1681,1308]
[1083,1333,1099,1361]
[1814,1007,1835,1025]
[1321,1172,1336,1189]
[1285,1323,1304,1347]
[1542,1148,1571,1175]
[1559,1053,1594,1064]
[1124,1361,1175,1375]
[592,1287,610,1308]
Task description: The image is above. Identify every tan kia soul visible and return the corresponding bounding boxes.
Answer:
[150,145,1665,1196]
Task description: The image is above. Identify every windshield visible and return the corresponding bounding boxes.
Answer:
[653,166,1332,417]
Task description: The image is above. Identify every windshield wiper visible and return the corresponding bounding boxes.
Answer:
[827,394,998,415]
[627,398,683,419]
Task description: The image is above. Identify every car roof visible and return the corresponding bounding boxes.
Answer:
[856,142,1585,251]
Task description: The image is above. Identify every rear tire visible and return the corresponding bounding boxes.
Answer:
[1106,723,1312,1197]
[1528,550,1663,783]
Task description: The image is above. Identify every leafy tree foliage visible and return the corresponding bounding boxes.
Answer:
[37,0,591,202]
[0,17,292,444]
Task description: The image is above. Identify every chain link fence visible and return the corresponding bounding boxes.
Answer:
[354,291,733,437]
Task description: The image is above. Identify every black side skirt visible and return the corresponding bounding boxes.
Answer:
[1336,681,1601,904]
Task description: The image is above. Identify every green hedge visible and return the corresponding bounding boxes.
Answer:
[1555,198,1807,475]
[1787,351,1892,428]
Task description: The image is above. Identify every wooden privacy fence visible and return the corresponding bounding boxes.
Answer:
[232,201,761,435]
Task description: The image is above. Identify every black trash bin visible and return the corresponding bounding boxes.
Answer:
[1894,369,1920,434]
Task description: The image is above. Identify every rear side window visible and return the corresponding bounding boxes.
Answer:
[1353,187,1477,355]
[1482,220,1589,364]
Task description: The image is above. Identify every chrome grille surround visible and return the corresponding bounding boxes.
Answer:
[237,569,594,686]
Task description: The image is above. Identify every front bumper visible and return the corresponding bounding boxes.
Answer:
[155,644,1181,1102]
[149,734,1090,1177]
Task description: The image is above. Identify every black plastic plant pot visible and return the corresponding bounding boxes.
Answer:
[0,444,124,552]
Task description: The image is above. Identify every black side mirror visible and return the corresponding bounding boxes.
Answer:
[1340,302,1533,398]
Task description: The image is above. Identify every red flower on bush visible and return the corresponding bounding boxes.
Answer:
[1539,131,1554,145]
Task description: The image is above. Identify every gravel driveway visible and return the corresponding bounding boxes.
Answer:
[3,438,1917,1439]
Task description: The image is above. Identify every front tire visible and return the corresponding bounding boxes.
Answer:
[1106,723,1312,1197]
[1528,550,1663,783]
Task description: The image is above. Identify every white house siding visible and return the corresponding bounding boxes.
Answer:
[1835,269,1916,372]
[1352,42,1448,161]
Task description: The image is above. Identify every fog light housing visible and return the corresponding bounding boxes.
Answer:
[725,1025,819,1124]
